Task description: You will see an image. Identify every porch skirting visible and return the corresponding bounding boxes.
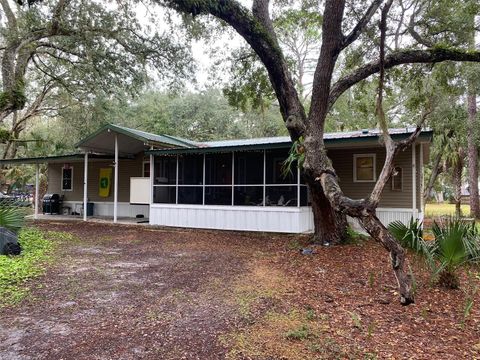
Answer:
[150,204,314,233]
[149,205,421,234]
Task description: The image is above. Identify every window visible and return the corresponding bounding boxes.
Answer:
[61,166,73,191]
[143,161,150,177]
[353,154,376,182]
[391,166,403,191]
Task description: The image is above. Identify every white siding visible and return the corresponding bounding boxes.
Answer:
[150,204,313,233]
[150,205,419,234]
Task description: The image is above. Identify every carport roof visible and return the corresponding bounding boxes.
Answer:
[0,153,132,165]
[75,124,197,154]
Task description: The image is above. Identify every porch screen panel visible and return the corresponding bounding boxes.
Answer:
[178,154,203,185]
[265,186,297,206]
[153,156,177,204]
[299,186,310,206]
[205,186,231,205]
[178,187,203,204]
[234,151,263,184]
[153,186,176,203]
[265,149,298,207]
[205,153,232,185]
[177,154,204,205]
[154,156,176,185]
[265,149,297,185]
[234,186,263,206]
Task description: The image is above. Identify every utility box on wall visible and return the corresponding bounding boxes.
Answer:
[130,177,150,204]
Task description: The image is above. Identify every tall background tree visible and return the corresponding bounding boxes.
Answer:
[0,0,193,158]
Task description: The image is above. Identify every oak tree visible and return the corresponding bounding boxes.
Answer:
[158,0,480,305]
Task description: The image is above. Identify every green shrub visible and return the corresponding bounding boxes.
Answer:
[0,228,55,306]
[427,219,480,288]
[388,218,427,254]
[0,204,26,233]
[389,218,480,289]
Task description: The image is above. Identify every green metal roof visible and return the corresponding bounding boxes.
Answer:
[0,127,433,164]
[146,128,433,155]
[75,124,196,149]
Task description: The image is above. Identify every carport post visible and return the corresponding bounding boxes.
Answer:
[83,152,88,221]
[114,133,118,223]
[34,163,39,220]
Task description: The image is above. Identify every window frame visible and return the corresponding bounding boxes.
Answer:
[61,166,74,192]
[142,160,150,178]
[391,166,403,191]
[353,153,376,183]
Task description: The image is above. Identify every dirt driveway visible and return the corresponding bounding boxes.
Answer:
[1,221,479,360]
[0,221,289,360]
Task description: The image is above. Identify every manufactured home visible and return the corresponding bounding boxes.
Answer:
[1,124,432,233]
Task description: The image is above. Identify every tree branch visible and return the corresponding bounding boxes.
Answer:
[341,0,384,50]
[252,0,275,37]
[329,47,480,110]
[161,0,305,137]
[0,0,18,31]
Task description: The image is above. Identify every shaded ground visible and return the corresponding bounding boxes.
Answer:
[0,221,479,359]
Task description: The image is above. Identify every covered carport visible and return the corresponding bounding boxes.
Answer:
[1,124,194,223]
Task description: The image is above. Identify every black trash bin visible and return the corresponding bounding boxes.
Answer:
[42,194,62,214]
[86,202,94,216]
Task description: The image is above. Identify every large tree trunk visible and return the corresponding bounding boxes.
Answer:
[467,92,479,218]
[309,182,347,245]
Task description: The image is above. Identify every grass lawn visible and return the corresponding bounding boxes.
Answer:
[0,228,62,307]
[425,203,471,217]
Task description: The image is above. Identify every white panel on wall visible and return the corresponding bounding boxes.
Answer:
[130,177,150,204]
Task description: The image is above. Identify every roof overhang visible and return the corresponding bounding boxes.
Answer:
[75,124,194,155]
[0,153,134,165]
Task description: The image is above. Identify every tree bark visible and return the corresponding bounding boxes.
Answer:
[309,182,347,245]
[467,92,479,218]
[362,214,413,305]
